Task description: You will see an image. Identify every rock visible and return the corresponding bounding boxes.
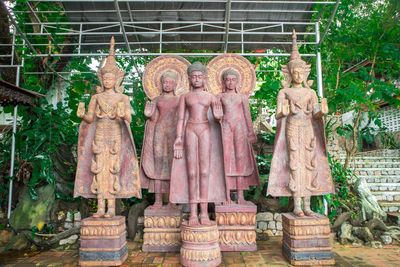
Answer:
[7,234,30,251]
[268,221,276,229]
[74,212,81,228]
[274,213,282,222]
[256,228,262,233]
[265,230,274,236]
[276,222,283,230]
[339,222,354,244]
[369,241,383,248]
[59,234,78,246]
[351,237,364,247]
[256,212,273,222]
[64,211,73,229]
[352,227,374,242]
[258,221,268,231]
[275,230,283,236]
[380,235,392,245]
[9,185,56,231]
[0,230,14,245]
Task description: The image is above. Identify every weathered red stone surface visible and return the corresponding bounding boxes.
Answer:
[267,30,334,217]
[170,62,226,226]
[180,221,221,267]
[215,203,257,251]
[282,213,335,266]
[142,206,182,252]
[74,37,141,220]
[79,216,128,266]
[141,56,190,209]
[206,58,260,204]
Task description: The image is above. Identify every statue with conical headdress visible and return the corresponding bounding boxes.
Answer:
[74,37,141,218]
[267,30,334,217]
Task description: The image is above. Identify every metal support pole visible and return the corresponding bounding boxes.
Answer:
[7,67,20,220]
[315,21,328,216]
[315,22,323,98]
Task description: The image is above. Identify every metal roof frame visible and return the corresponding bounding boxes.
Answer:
[1,0,341,220]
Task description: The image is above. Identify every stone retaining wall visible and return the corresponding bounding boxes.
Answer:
[256,212,283,236]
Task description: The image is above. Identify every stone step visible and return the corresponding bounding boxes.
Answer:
[378,201,400,212]
[339,157,400,163]
[361,176,400,183]
[353,168,400,176]
[368,183,400,191]
[371,191,400,202]
[346,162,400,168]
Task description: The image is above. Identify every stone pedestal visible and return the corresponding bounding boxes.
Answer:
[142,206,182,252]
[79,216,128,266]
[215,203,257,251]
[282,213,335,266]
[180,221,221,267]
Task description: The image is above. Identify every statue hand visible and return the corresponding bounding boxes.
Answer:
[321,98,328,115]
[144,101,155,117]
[282,99,290,116]
[117,102,125,118]
[77,102,86,118]
[213,100,223,120]
[173,137,184,159]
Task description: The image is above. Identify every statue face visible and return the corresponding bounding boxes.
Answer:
[223,74,238,92]
[291,67,303,84]
[189,70,205,89]
[161,77,176,93]
[103,72,117,90]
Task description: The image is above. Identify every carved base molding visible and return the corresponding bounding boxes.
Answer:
[215,203,257,251]
[180,221,222,267]
[282,213,335,266]
[142,206,182,252]
[79,216,128,266]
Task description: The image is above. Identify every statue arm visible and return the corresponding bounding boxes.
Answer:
[212,95,223,120]
[173,95,186,159]
[144,99,158,120]
[312,91,328,119]
[123,95,132,124]
[242,95,256,142]
[275,89,289,120]
[176,95,186,139]
[78,96,97,124]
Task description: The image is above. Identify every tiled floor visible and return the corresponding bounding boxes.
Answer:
[1,237,399,266]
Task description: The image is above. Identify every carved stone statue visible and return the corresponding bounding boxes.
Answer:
[140,71,180,209]
[170,62,226,226]
[267,30,334,217]
[74,37,141,218]
[215,68,259,204]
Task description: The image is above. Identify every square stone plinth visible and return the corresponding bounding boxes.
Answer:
[215,203,257,251]
[142,206,182,252]
[79,216,128,266]
[282,213,334,266]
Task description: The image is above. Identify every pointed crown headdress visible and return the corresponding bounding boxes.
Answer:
[281,29,312,88]
[97,36,125,93]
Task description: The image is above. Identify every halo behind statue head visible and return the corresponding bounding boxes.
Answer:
[143,56,190,100]
[207,54,256,96]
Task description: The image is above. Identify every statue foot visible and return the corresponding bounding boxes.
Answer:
[150,202,163,210]
[92,212,104,218]
[293,210,305,217]
[199,215,212,225]
[238,199,253,206]
[188,216,200,226]
[223,200,232,205]
[167,203,177,209]
[104,212,115,218]
[304,209,318,217]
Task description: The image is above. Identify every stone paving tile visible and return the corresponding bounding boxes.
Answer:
[1,237,400,266]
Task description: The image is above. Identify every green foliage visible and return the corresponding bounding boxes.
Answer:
[324,156,360,222]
